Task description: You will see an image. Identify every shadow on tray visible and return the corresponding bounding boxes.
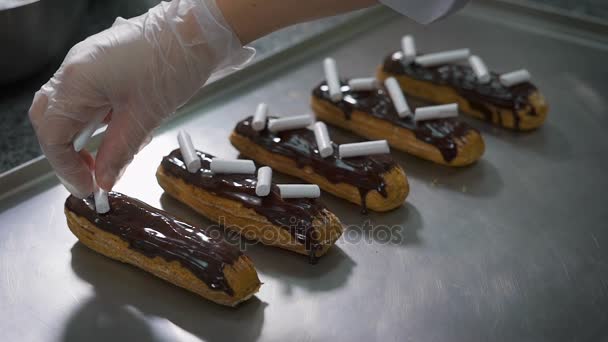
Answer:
[65,243,267,342]
[393,153,504,198]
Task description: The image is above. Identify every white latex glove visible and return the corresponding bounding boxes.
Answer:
[29,0,253,198]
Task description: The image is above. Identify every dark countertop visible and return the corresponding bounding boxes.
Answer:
[0,0,359,174]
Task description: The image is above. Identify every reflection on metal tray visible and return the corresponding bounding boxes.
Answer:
[1,2,607,341]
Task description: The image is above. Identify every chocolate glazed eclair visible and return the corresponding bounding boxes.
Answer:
[311,80,485,167]
[156,149,343,264]
[230,116,409,213]
[65,192,261,307]
[377,51,548,131]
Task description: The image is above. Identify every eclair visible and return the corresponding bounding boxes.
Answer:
[229,117,409,212]
[377,51,548,131]
[156,149,344,263]
[65,192,261,307]
[311,80,485,166]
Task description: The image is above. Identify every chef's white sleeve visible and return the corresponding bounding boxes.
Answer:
[379,0,470,24]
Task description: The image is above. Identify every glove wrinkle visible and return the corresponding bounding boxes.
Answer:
[29,0,254,197]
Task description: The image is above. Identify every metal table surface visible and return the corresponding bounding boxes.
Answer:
[1,3,607,342]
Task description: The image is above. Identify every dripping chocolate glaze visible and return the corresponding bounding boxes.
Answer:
[312,80,473,163]
[234,117,395,213]
[382,51,539,129]
[65,192,241,295]
[161,149,325,263]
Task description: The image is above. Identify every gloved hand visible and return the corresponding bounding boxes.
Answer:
[29,0,253,198]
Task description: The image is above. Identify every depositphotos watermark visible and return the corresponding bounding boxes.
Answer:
[204,217,406,251]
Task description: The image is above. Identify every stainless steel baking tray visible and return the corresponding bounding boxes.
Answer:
[1,2,607,341]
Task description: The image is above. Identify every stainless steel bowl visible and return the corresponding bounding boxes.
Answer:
[0,0,89,85]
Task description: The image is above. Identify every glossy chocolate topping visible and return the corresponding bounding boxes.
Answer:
[161,149,325,263]
[234,117,396,213]
[383,51,538,129]
[65,192,241,295]
[312,81,473,163]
